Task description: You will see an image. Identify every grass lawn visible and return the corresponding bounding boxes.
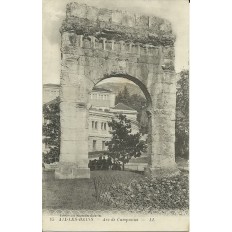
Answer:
[43,170,144,210]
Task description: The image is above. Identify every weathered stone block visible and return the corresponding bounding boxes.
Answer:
[149,16,163,31]
[160,19,172,33]
[76,56,85,66]
[83,37,91,48]
[55,162,90,179]
[150,83,176,96]
[113,41,120,52]
[76,65,85,75]
[163,46,175,59]
[86,6,98,21]
[162,59,175,72]
[105,40,112,50]
[138,55,160,65]
[60,85,79,102]
[152,119,175,134]
[61,140,88,155]
[98,8,112,22]
[125,62,136,77]
[140,46,147,56]
[61,32,71,46]
[152,132,175,143]
[83,49,95,57]
[58,153,76,163]
[153,109,176,120]
[60,73,84,86]
[131,44,137,53]
[151,152,175,166]
[67,3,87,18]
[152,142,175,160]
[95,39,104,50]
[122,12,136,27]
[150,73,175,85]
[112,10,123,24]
[124,43,130,53]
[63,58,77,72]
[135,15,149,28]
[60,113,88,129]
[136,63,149,80]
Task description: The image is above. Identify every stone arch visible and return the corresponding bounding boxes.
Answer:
[55,2,179,179]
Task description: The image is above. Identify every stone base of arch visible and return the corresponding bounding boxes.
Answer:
[144,165,180,179]
[55,162,90,179]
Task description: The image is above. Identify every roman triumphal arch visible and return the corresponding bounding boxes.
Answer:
[55,2,180,179]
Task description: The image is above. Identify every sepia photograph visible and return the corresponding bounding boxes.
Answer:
[42,0,189,231]
[3,1,232,232]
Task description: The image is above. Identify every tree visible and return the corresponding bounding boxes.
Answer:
[115,88,148,133]
[42,99,60,163]
[121,86,130,105]
[115,86,130,106]
[175,70,189,160]
[106,114,147,170]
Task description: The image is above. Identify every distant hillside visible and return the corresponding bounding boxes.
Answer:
[97,82,144,97]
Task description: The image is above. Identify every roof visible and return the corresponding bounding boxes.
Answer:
[92,87,112,93]
[43,97,60,105]
[43,83,60,88]
[43,84,111,93]
[113,103,136,111]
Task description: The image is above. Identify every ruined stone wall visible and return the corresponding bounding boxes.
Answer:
[56,2,178,179]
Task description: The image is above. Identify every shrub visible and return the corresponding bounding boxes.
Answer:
[96,174,189,212]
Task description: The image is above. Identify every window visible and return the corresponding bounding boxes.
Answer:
[95,121,98,129]
[93,140,96,151]
[104,123,107,130]
[102,141,105,150]
[101,122,103,130]
[92,121,94,129]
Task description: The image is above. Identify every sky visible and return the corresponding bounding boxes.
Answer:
[43,0,189,84]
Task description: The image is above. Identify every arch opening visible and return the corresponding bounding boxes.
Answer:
[95,74,152,109]
[88,75,153,171]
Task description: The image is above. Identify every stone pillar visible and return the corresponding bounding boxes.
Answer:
[55,57,90,179]
[145,71,180,178]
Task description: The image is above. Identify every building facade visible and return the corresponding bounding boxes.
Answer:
[43,84,60,104]
[43,84,139,155]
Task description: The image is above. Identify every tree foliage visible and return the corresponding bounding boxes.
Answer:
[42,99,60,163]
[115,86,130,106]
[175,70,189,160]
[106,114,147,170]
[115,86,148,133]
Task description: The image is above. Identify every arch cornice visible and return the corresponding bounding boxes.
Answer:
[60,17,175,47]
